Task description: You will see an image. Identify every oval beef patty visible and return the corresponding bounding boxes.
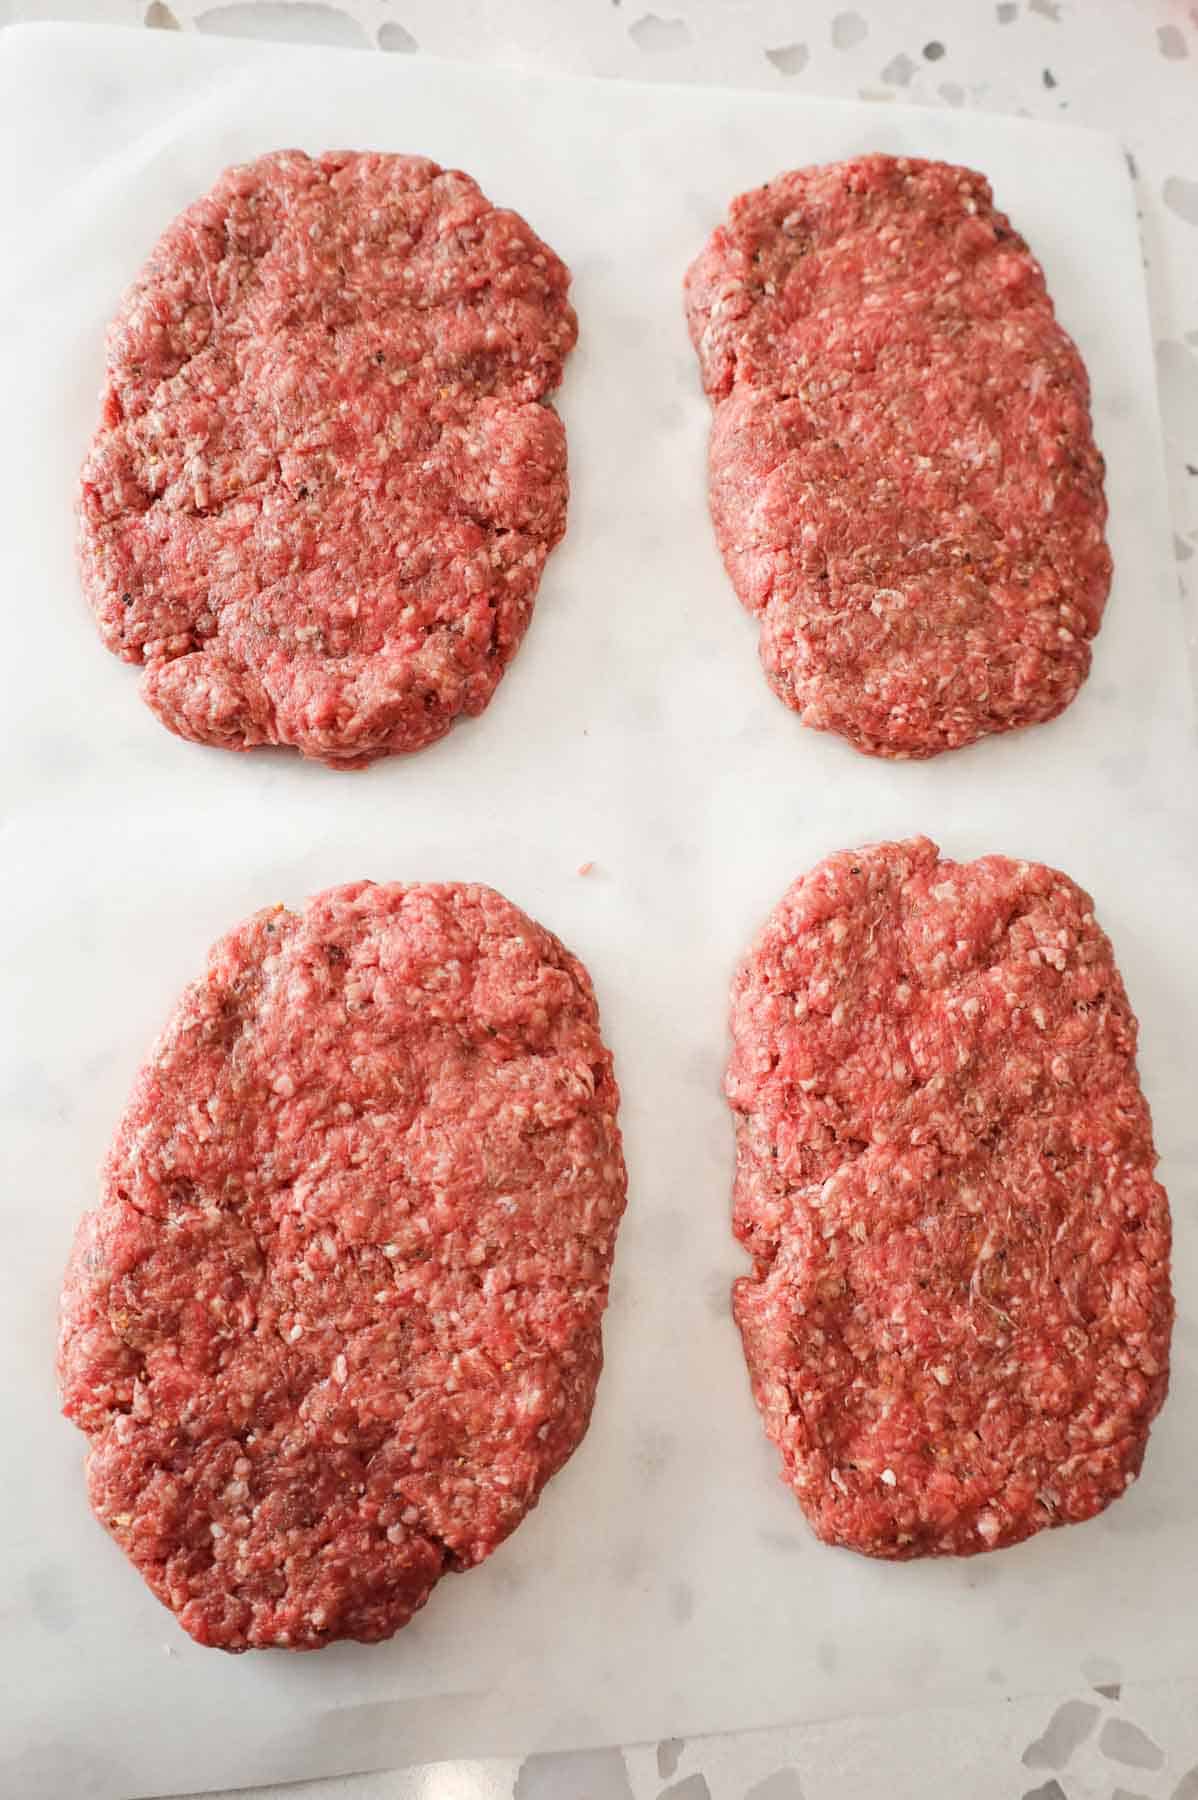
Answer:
[727,838,1171,1557]
[80,152,577,767]
[685,156,1111,759]
[59,882,626,1649]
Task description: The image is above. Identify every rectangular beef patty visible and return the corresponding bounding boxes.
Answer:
[59,882,626,1648]
[727,838,1171,1557]
[685,157,1111,759]
[80,152,577,768]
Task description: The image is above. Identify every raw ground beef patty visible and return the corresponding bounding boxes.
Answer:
[58,882,626,1649]
[685,156,1111,759]
[79,151,577,767]
[727,838,1171,1558]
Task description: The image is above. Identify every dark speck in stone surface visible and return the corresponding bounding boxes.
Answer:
[831,12,869,50]
[882,52,916,85]
[377,21,418,52]
[515,1750,634,1800]
[1022,1700,1099,1770]
[657,1739,684,1780]
[660,1778,712,1800]
[1163,176,1198,224]
[629,12,692,52]
[746,1774,807,1800]
[765,43,809,75]
[1099,1719,1165,1771]
[923,39,945,60]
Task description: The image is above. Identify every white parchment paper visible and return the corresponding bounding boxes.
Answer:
[0,24,1194,1800]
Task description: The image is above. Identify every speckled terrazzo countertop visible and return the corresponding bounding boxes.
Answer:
[5,3,1195,1798]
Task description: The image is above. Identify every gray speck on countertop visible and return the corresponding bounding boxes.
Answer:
[629,13,691,53]
[659,1777,712,1800]
[746,1773,807,1800]
[378,21,418,52]
[881,52,916,84]
[515,1748,634,1800]
[1163,176,1198,224]
[765,43,809,75]
[1021,1700,1100,1770]
[1099,1719,1166,1771]
[831,11,868,50]
[656,1739,684,1780]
